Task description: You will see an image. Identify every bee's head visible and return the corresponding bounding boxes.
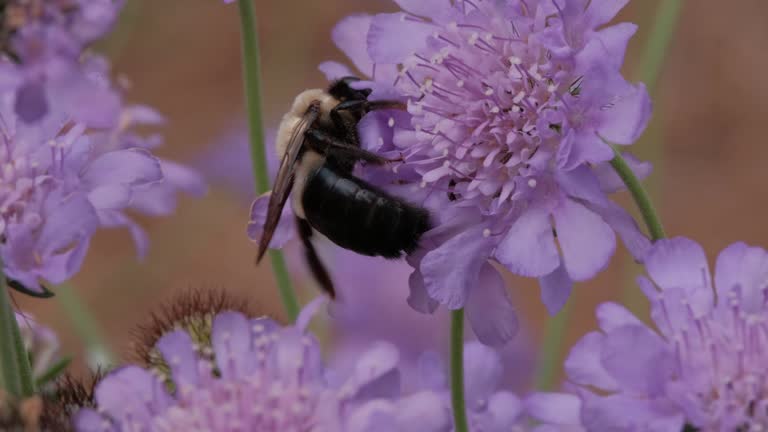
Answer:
[328,76,371,102]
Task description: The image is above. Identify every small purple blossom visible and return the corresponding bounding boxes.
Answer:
[320,0,652,345]
[563,237,768,430]
[0,0,125,126]
[74,299,452,432]
[0,99,205,295]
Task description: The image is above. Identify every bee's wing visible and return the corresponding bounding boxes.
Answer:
[256,102,321,263]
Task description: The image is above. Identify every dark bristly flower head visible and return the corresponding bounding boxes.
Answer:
[321,0,652,345]
[562,237,768,430]
[75,297,455,431]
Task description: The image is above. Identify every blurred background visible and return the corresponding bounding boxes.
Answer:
[15,0,768,388]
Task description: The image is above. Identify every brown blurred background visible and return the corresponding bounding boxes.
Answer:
[15,0,768,385]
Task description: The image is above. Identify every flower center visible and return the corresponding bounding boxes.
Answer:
[393,3,580,216]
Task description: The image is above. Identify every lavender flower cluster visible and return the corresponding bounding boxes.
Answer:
[0,0,205,294]
[3,1,767,432]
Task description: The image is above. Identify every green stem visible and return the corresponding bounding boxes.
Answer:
[0,279,35,397]
[620,0,682,309]
[56,284,115,368]
[450,309,469,432]
[534,299,573,390]
[609,146,666,241]
[636,0,684,92]
[237,0,300,321]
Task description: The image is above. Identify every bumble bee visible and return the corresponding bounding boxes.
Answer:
[256,77,431,298]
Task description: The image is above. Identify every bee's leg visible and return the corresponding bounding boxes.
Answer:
[305,128,400,165]
[296,216,336,298]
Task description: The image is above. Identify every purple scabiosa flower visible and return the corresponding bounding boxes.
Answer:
[75,298,451,432]
[321,0,652,345]
[0,98,204,295]
[563,237,768,431]
[0,0,124,126]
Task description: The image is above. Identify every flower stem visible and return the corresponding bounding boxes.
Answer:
[237,0,300,321]
[534,299,573,390]
[620,0,682,309]
[609,146,666,241]
[0,277,35,397]
[56,284,115,368]
[450,309,469,432]
[636,0,684,93]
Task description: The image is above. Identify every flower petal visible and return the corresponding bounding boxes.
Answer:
[714,242,768,315]
[525,392,582,425]
[539,263,573,315]
[584,0,630,27]
[596,81,652,145]
[247,192,296,248]
[345,341,401,401]
[600,324,674,396]
[394,391,451,432]
[367,13,434,64]
[591,23,638,70]
[155,329,199,387]
[407,267,440,313]
[595,301,644,332]
[463,341,503,401]
[564,331,619,391]
[211,311,253,379]
[420,225,492,309]
[495,208,559,278]
[465,264,518,346]
[332,15,374,77]
[482,391,524,431]
[82,149,163,188]
[554,199,615,281]
[585,200,651,262]
[93,366,171,425]
[592,152,652,193]
[645,237,711,293]
[318,61,354,81]
[74,409,114,432]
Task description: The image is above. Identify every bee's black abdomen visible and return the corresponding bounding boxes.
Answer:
[302,165,430,258]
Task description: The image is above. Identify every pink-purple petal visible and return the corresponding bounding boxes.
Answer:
[367,13,434,64]
[420,226,492,309]
[156,329,200,387]
[82,149,163,188]
[599,324,674,396]
[564,332,619,391]
[539,263,573,315]
[495,208,559,278]
[332,15,374,77]
[318,61,354,81]
[713,242,768,314]
[596,82,652,145]
[553,198,615,281]
[645,237,711,292]
[465,264,518,346]
[247,192,296,248]
[211,311,253,379]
